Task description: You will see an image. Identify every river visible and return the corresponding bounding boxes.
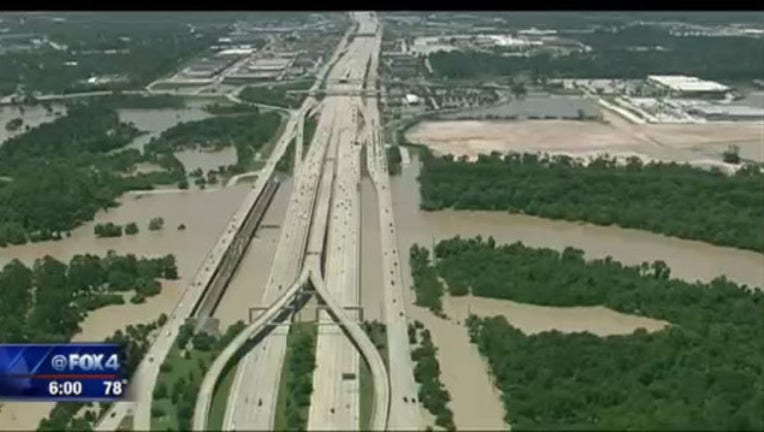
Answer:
[386,153,764,430]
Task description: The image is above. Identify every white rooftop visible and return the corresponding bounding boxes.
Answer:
[404,93,420,104]
[647,75,729,93]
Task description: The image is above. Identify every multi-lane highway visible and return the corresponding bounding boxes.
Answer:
[94,14,352,432]
[94,98,303,432]
[359,49,424,430]
[196,12,395,432]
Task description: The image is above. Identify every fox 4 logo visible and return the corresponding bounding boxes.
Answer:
[51,353,120,372]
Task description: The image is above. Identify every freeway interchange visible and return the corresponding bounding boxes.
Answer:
[96,11,423,432]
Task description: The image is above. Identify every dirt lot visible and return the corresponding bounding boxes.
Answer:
[406,115,764,163]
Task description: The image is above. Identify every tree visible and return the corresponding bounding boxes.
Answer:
[125,222,139,235]
[722,144,741,164]
[148,217,164,231]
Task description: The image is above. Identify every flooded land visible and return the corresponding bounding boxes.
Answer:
[214,178,293,329]
[408,96,764,164]
[407,117,764,164]
[0,103,67,144]
[118,100,212,152]
[385,154,763,430]
[0,184,251,430]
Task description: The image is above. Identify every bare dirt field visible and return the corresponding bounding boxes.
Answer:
[406,115,764,163]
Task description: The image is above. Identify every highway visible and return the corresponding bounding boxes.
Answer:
[218,23,356,432]
[358,25,423,429]
[94,100,303,431]
[195,11,395,432]
[307,23,381,431]
[202,12,378,431]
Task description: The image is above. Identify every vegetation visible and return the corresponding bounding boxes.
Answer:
[87,93,186,109]
[0,14,227,96]
[144,110,282,172]
[203,102,261,115]
[275,322,318,431]
[94,222,123,238]
[0,251,177,344]
[416,235,764,430]
[723,144,741,164]
[125,222,139,235]
[360,320,389,430]
[409,245,445,314]
[428,26,764,81]
[151,320,246,431]
[411,326,456,431]
[0,103,188,247]
[419,151,764,252]
[386,145,402,175]
[303,115,317,156]
[38,314,168,431]
[276,138,296,173]
[5,117,23,131]
[148,217,165,231]
[239,79,313,109]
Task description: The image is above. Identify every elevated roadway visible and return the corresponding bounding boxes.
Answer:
[95,104,303,431]
[196,11,395,432]
[357,27,423,429]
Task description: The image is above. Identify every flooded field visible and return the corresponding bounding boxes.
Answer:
[0,184,251,429]
[387,155,764,430]
[0,103,67,144]
[437,94,600,120]
[214,178,293,329]
[118,100,212,152]
[407,110,764,163]
[175,146,237,174]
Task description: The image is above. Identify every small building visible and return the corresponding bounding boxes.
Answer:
[404,93,421,105]
[647,75,730,99]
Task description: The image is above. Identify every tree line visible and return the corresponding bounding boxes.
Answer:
[0,251,178,343]
[0,102,186,247]
[281,323,318,431]
[418,151,764,252]
[143,109,282,174]
[428,26,764,81]
[414,235,764,430]
[151,319,247,431]
[410,323,456,431]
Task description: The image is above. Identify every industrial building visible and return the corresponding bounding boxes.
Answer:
[224,57,293,82]
[687,104,764,121]
[647,75,730,99]
[182,57,237,79]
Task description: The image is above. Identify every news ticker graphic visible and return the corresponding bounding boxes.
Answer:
[0,344,128,401]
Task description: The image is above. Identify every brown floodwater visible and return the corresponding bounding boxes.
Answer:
[118,101,212,152]
[387,154,763,430]
[0,104,67,145]
[0,185,251,430]
[213,178,293,329]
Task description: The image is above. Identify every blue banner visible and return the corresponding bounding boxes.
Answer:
[0,344,128,401]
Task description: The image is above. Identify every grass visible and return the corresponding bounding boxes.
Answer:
[239,79,314,109]
[359,320,390,430]
[150,344,217,431]
[206,357,238,430]
[274,322,318,431]
[302,115,318,157]
[359,358,373,430]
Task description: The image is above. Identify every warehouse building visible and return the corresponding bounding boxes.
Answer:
[647,75,730,99]
[687,104,764,121]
